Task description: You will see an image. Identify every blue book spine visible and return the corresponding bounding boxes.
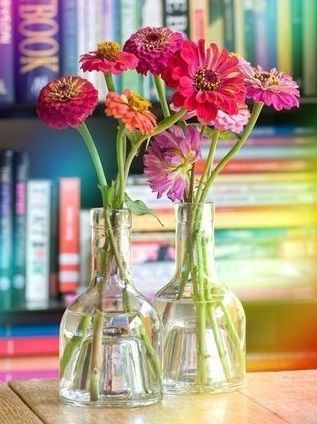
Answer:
[252,125,317,137]
[163,0,190,39]
[0,0,14,104]
[12,152,29,307]
[266,0,277,69]
[0,323,59,337]
[61,0,78,75]
[14,0,61,103]
[0,150,14,310]
[212,145,317,160]
[223,0,235,51]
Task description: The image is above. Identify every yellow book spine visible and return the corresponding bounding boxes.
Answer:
[277,0,292,73]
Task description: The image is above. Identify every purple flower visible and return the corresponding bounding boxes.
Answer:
[123,27,184,75]
[212,106,251,133]
[144,125,202,202]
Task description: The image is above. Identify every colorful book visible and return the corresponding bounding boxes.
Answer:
[0,0,14,104]
[163,0,190,38]
[0,369,58,381]
[26,180,51,303]
[266,0,277,69]
[208,0,224,47]
[243,0,255,63]
[0,335,58,357]
[0,355,58,371]
[277,0,292,74]
[120,0,142,93]
[61,0,78,75]
[223,0,235,51]
[291,0,303,87]
[12,151,29,306]
[254,0,268,68]
[189,0,208,42]
[233,0,244,56]
[14,0,61,102]
[58,178,80,293]
[0,150,14,310]
[303,0,317,96]
[0,323,59,337]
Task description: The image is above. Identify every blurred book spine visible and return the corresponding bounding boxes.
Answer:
[26,180,51,303]
[60,0,78,75]
[58,178,80,294]
[0,0,14,105]
[163,0,190,38]
[0,150,14,310]
[11,151,29,306]
[189,0,208,41]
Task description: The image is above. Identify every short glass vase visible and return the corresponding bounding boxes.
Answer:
[155,203,246,394]
[59,208,162,407]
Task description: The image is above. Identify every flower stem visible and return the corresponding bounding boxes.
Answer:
[89,310,104,401]
[124,108,187,183]
[115,124,126,208]
[104,73,116,92]
[198,102,264,205]
[153,75,170,118]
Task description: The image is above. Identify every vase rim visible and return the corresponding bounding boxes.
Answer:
[90,207,131,228]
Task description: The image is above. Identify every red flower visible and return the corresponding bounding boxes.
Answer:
[163,40,246,123]
[37,76,98,129]
[80,42,138,74]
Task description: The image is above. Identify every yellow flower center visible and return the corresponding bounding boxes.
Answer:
[97,41,120,61]
[194,68,220,91]
[127,92,151,112]
[255,71,279,87]
[49,77,82,101]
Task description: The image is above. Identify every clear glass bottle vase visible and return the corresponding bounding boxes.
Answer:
[59,208,162,407]
[155,203,245,394]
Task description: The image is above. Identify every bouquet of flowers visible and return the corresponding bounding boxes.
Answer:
[37,26,299,403]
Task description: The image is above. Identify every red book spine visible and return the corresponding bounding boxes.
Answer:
[58,178,80,293]
[0,336,59,357]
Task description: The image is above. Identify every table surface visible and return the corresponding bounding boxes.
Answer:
[0,370,316,424]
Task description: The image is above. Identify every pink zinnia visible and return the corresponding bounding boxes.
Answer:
[243,66,300,111]
[123,27,184,75]
[80,41,138,74]
[212,106,250,133]
[37,76,98,129]
[105,89,156,134]
[163,40,246,123]
[144,125,202,202]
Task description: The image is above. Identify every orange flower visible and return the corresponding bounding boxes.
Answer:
[105,89,157,135]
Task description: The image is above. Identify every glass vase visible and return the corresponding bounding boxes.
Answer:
[59,208,162,407]
[155,203,245,394]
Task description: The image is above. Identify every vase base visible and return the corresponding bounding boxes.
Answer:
[163,379,243,395]
[59,391,162,408]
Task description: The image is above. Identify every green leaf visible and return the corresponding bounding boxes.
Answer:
[124,194,164,226]
[102,182,116,208]
[126,130,141,145]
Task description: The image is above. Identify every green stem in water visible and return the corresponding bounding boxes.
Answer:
[89,310,105,401]
[153,74,170,118]
[104,73,116,92]
[198,102,264,205]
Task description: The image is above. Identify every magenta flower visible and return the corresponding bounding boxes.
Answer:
[163,40,246,123]
[243,66,300,110]
[144,125,202,202]
[123,27,184,75]
[212,106,250,133]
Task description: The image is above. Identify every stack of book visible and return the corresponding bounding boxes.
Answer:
[128,125,317,300]
[1,0,316,105]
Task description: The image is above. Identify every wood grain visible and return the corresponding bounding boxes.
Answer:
[242,370,317,424]
[0,383,42,424]
[9,379,285,424]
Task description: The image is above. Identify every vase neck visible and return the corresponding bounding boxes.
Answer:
[90,208,131,287]
[174,203,218,283]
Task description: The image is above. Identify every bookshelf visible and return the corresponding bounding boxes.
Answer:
[1,0,317,380]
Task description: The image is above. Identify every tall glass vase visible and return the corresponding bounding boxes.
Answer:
[155,203,245,394]
[59,208,162,407]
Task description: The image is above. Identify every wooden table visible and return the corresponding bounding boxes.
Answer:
[0,370,316,424]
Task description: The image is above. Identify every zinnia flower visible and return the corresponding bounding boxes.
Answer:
[105,89,156,134]
[123,26,184,75]
[144,125,202,202]
[80,41,138,74]
[37,76,98,129]
[243,66,300,110]
[212,106,250,133]
[163,40,246,123]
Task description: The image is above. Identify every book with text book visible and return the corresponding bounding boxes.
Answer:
[0,0,14,105]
